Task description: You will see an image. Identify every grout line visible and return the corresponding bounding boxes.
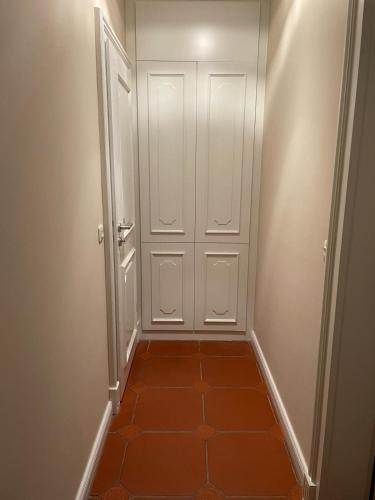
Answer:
[205,440,210,484]
[118,440,129,486]
[131,394,140,425]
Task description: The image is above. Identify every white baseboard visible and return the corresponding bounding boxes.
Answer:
[250,330,316,499]
[75,401,112,500]
[140,332,252,342]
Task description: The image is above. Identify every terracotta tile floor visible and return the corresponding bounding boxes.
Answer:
[90,341,302,500]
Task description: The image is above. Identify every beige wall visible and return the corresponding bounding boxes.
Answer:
[254,0,349,464]
[0,1,125,499]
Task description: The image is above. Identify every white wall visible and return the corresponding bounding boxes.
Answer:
[0,1,125,498]
[254,0,349,466]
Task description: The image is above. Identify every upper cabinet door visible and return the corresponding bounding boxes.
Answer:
[196,62,257,243]
[138,61,196,242]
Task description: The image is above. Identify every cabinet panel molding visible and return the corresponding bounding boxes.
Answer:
[195,243,249,331]
[196,62,256,243]
[142,243,194,330]
[138,61,196,242]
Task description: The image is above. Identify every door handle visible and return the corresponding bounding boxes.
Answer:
[117,222,133,232]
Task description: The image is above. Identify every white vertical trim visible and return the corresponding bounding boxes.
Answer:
[95,8,118,393]
[309,0,366,486]
[75,401,112,500]
[246,0,269,334]
[250,329,316,499]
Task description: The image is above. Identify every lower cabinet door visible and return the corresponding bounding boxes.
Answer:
[141,243,194,330]
[195,243,249,331]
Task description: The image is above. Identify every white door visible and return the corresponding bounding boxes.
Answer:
[107,41,137,394]
[142,243,194,330]
[195,243,249,331]
[138,61,196,242]
[196,62,256,243]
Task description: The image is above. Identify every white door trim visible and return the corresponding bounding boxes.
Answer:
[95,8,138,412]
[246,0,269,337]
[308,0,365,487]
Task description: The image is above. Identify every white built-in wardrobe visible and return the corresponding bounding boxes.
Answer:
[135,1,263,334]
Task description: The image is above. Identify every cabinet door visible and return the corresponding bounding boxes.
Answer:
[142,243,194,330]
[138,62,196,242]
[195,244,249,331]
[196,62,256,243]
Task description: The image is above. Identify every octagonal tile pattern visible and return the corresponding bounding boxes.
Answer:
[90,341,301,500]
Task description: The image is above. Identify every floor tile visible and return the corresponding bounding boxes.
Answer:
[208,433,297,496]
[195,424,216,440]
[134,498,193,500]
[135,341,149,357]
[126,357,144,387]
[103,485,129,500]
[229,498,286,500]
[90,433,125,496]
[121,433,206,495]
[135,388,203,430]
[118,424,142,441]
[200,341,252,357]
[202,357,261,387]
[289,483,303,500]
[142,357,201,387]
[149,341,199,356]
[110,391,137,432]
[197,487,225,500]
[205,388,275,430]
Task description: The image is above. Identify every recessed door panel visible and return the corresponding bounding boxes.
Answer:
[138,62,196,242]
[196,62,256,243]
[195,243,248,331]
[142,243,194,330]
[106,40,137,396]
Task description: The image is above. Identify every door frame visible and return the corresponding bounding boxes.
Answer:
[95,8,139,413]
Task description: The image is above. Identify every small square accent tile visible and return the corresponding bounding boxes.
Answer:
[103,485,129,500]
[195,424,216,440]
[118,424,142,441]
[130,381,147,394]
[142,357,201,387]
[121,433,206,495]
[200,341,252,357]
[202,357,262,387]
[196,487,225,500]
[193,381,211,394]
[148,341,199,356]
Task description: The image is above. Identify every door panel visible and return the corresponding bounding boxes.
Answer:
[195,243,249,331]
[138,62,196,242]
[196,62,256,243]
[119,249,137,369]
[107,40,137,394]
[142,243,194,330]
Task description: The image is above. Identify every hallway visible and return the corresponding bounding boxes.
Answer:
[90,341,301,500]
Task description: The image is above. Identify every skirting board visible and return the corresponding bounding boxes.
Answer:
[250,330,317,500]
[140,332,252,342]
[75,401,112,500]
